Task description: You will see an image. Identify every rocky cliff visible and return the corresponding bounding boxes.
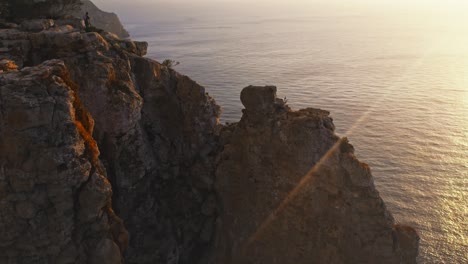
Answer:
[0,14,419,264]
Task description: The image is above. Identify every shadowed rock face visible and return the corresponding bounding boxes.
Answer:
[0,13,419,264]
[214,86,419,264]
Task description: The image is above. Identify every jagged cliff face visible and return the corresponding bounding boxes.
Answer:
[0,16,419,264]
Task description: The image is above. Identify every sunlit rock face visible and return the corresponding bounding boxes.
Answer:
[214,86,419,264]
[0,60,127,263]
[0,7,419,264]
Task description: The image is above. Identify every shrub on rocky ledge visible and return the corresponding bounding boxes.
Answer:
[162,59,180,68]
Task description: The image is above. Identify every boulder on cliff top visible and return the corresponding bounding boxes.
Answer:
[55,16,85,30]
[20,19,54,32]
[0,59,18,71]
[241,85,277,113]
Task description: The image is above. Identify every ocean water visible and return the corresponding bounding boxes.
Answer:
[127,15,468,263]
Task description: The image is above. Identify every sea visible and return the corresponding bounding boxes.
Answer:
[124,11,467,263]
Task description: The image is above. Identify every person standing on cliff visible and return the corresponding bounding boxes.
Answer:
[84,12,91,30]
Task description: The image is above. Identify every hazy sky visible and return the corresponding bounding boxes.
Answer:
[91,0,468,23]
[92,0,468,9]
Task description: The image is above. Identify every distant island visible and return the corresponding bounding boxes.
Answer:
[0,1,419,263]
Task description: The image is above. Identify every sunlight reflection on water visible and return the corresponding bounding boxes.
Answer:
[130,16,468,263]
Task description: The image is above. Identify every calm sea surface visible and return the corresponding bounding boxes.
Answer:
[127,15,467,263]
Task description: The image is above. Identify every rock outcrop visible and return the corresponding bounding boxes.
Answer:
[0,9,419,264]
[74,0,130,39]
[214,86,419,264]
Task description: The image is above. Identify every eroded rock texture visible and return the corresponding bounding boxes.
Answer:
[0,13,419,264]
[0,60,127,263]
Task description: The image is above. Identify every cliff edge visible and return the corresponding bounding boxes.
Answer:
[0,14,419,264]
